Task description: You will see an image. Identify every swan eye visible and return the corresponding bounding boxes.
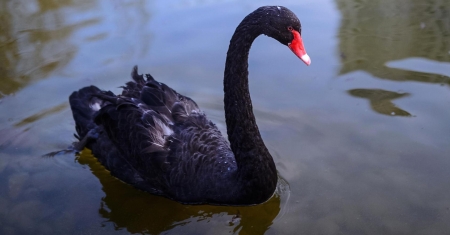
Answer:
[287,26,294,31]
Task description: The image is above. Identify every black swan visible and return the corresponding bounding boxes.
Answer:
[67,6,310,205]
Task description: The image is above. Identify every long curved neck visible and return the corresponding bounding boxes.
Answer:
[223,16,276,187]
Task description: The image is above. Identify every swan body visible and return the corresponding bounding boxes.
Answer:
[69,6,310,205]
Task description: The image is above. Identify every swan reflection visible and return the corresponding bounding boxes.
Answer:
[76,149,285,234]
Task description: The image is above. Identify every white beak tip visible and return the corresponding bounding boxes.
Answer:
[301,54,311,66]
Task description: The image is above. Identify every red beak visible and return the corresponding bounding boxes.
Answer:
[288,30,311,66]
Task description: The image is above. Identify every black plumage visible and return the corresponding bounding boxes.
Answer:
[68,6,309,205]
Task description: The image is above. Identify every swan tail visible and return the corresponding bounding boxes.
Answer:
[69,86,112,139]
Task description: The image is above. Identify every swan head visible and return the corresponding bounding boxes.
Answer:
[255,6,311,66]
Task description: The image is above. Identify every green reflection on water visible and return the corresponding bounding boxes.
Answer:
[336,0,450,84]
[0,0,98,97]
[337,0,450,117]
[77,149,281,235]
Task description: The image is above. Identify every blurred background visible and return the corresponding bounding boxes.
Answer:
[0,0,449,234]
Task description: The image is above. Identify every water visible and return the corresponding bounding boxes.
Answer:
[1,0,450,234]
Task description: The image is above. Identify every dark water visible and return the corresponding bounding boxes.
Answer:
[1,0,450,234]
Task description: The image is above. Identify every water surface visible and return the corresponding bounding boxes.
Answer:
[1,0,450,234]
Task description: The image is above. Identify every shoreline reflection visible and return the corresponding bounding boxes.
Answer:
[348,88,411,116]
[336,0,450,85]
